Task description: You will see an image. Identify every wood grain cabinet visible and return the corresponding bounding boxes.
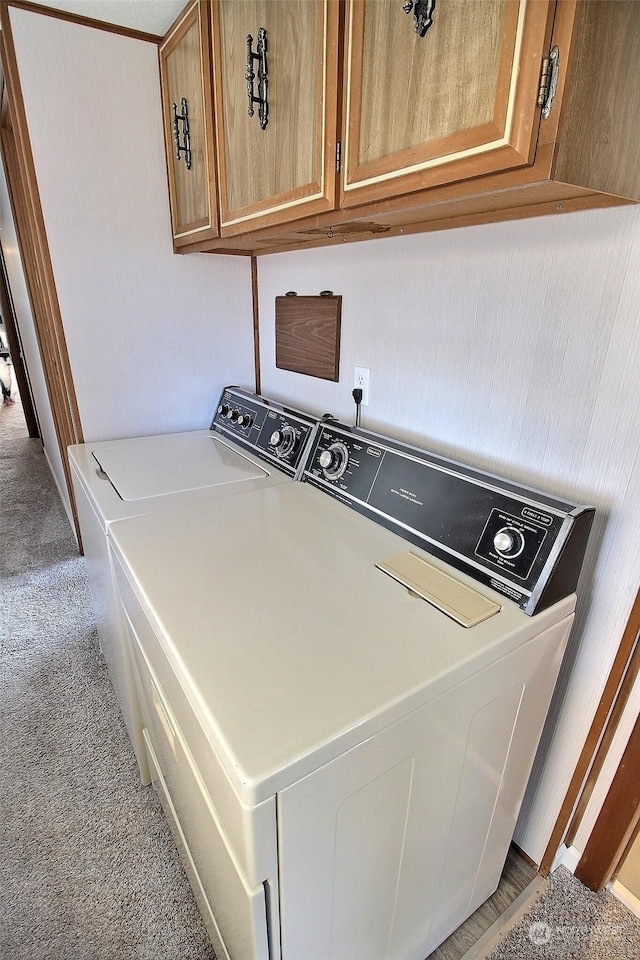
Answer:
[211,0,340,236]
[159,0,218,247]
[161,0,640,256]
[340,0,552,208]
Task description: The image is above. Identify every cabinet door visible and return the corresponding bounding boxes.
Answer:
[341,0,554,208]
[212,0,339,236]
[160,1,219,247]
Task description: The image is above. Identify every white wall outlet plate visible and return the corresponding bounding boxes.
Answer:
[354,366,370,406]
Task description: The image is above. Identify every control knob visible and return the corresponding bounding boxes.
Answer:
[319,442,349,481]
[270,425,298,457]
[493,526,525,558]
[237,413,253,429]
[218,403,231,419]
[230,409,241,422]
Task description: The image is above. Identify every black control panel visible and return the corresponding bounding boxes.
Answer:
[303,423,594,615]
[211,387,317,477]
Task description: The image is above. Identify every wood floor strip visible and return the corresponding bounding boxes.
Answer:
[452,877,545,960]
[430,847,541,960]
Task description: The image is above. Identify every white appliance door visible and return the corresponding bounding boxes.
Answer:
[125,605,272,960]
[276,615,572,960]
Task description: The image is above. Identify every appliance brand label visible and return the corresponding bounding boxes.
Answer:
[367,447,382,458]
[490,579,523,603]
[522,508,553,526]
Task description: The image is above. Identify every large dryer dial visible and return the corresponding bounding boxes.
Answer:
[270,425,298,458]
[493,526,526,559]
[319,442,349,481]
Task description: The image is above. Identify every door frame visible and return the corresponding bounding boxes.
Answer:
[540,586,640,884]
[574,708,640,892]
[0,5,84,542]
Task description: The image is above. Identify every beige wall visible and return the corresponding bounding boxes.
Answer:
[256,205,640,865]
[9,6,255,444]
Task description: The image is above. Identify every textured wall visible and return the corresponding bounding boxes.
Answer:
[9,7,254,442]
[256,205,640,864]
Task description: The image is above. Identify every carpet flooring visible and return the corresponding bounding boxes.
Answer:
[485,865,640,959]
[0,398,214,959]
[2,395,640,960]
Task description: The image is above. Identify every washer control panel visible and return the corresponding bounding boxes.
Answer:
[211,387,317,476]
[318,441,349,480]
[308,427,384,498]
[303,422,594,615]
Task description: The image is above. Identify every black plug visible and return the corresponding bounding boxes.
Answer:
[352,388,363,427]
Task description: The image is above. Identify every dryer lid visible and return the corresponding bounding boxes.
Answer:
[93,433,268,501]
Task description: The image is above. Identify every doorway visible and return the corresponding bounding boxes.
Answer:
[0,241,39,437]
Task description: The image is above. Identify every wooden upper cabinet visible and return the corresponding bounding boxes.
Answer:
[158,0,640,255]
[340,0,554,208]
[211,0,340,236]
[160,1,219,247]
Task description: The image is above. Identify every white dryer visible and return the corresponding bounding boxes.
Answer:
[68,387,318,783]
[108,419,594,960]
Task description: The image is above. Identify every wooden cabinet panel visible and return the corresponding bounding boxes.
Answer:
[341,0,554,207]
[212,0,339,235]
[161,0,640,257]
[160,1,218,246]
[554,0,640,201]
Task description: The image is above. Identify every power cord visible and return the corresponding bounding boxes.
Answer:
[352,388,363,427]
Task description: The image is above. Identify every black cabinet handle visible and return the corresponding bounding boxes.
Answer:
[246,28,269,130]
[172,97,192,169]
[402,0,436,38]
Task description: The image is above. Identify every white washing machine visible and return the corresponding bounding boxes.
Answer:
[107,418,594,960]
[68,387,319,783]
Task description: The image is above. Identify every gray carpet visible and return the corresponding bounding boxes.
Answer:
[2,396,639,960]
[486,866,640,959]
[0,398,214,959]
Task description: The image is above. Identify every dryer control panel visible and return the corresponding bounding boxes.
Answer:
[303,423,595,615]
[211,387,317,477]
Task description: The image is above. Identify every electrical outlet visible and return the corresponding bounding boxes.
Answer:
[354,366,370,406]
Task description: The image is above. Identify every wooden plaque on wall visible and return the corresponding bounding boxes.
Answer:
[275,295,341,381]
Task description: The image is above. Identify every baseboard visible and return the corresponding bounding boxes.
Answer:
[608,880,640,919]
[550,843,582,875]
[43,445,77,545]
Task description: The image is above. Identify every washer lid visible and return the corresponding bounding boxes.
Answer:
[93,433,268,501]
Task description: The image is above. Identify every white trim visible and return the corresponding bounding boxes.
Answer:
[609,880,640,920]
[550,843,582,875]
[44,444,76,541]
[220,187,327,230]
